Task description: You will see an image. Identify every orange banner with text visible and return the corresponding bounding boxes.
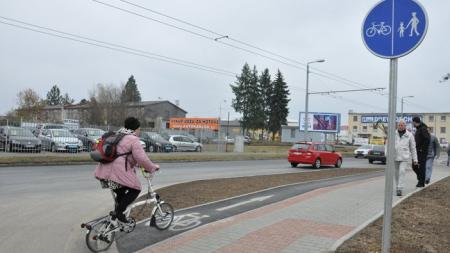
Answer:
[169,118,220,131]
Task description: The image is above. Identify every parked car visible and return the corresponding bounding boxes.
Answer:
[354,144,374,158]
[244,136,252,145]
[288,142,342,169]
[33,123,67,136]
[0,126,42,152]
[139,132,158,152]
[39,129,83,152]
[168,135,203,152]
[367,145,386,164]
[144,132,173,152]
[73,128,105,151]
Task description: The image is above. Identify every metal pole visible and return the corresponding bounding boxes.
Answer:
[226,112,230,153]
[401,97,404,117]
[381,58,398,253]
[304,63,310,141]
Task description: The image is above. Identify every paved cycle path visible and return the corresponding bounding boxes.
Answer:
[115,171,384,253]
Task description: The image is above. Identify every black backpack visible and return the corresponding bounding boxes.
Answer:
[90,132,131,166]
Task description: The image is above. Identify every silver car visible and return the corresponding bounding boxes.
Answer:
[168,135,202,152]
[39,129,83,152]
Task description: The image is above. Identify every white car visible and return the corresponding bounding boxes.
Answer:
[168,135,203,152]
[39,129,83,152]
[354,144,374,158]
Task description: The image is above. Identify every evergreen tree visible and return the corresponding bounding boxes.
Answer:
[259,68,272,130]
[46,85,62,106]
[231,63,252,133]
[268,70,290,140]
[247,65,265,130]
[121,75,142,103]
[61,93,74,105]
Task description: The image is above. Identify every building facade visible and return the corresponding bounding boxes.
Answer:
[39,100,187,129]
[348,112,450,144]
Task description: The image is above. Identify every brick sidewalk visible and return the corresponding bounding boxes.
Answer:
[139,165,449,253]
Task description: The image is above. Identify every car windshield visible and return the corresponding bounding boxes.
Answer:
[87,129,104,136]
[44,125,65,129]
[148,132,166,142]
[51,130,73,137]
[360,145,372,149]
[373,145,385,151]
[7,128,34,137]
[292,143,310,150]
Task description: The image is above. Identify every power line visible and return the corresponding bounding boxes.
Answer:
[117,0,380,91]
[94,0,384,91]
[0,17,237,77]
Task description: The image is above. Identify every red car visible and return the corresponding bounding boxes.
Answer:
[288,142,343,169]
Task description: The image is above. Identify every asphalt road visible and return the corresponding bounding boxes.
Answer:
[0,158,382,253]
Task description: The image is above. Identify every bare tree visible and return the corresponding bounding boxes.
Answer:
[88,83,125,126]
[16,89,45,121]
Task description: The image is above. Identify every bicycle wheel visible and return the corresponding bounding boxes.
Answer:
[85,220,116,253]
[366,27,376,37]
[381,25,391,35]
[153,202,174,230]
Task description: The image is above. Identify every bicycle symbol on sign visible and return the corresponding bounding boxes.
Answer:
[366,22,392,37]
[169,212,210,232]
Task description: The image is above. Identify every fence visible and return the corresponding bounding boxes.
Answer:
[0,119,227,154]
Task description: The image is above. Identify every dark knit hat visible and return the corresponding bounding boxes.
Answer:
[124,117,140,131]
[412,116,421,123]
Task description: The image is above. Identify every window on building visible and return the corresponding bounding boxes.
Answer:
[290,128,296,138]
[429,127,434,133]
[353,126,358,131]
[353,116,358,122]
[441,115,446,121]
[441,127,446,134]
[362,126,368,132]
[429,115,434,122]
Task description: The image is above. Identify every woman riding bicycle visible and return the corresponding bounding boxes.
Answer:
[95,117,159,225]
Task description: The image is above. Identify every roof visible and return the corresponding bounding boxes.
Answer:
[42,100,188,113]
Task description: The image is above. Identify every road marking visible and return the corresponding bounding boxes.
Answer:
[216,195,273,212]
[167,212,210,232]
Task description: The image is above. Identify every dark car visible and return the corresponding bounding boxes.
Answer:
[141,132,173,152]
[0,126,42,152]
[367,145,386,164]
[73,128,105,151]
[139,132,158,152]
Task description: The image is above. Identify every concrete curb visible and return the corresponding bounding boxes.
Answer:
[327,173,450,252]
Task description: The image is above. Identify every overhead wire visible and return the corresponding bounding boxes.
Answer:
[0,16,237,77]
[94,0,387,91]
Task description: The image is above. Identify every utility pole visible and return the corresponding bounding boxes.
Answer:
[400,96,414,117]
[226,112,230,152]
[304,59,325,141]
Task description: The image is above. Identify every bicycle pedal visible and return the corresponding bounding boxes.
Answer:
[150,216,156,227]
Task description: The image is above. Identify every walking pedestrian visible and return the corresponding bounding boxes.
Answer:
[425,128,440,184]
[412,116,430,187]
[447,147,450,166]
[394,120,418,196]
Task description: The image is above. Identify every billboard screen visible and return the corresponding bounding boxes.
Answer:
[169,118,219,131]
[299,112,340,133]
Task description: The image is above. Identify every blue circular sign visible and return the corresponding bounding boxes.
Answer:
[362,0,428,58]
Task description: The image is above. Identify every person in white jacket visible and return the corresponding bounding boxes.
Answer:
[394,120,418,196]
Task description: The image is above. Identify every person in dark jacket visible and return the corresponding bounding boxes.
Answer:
[425,128,440,184]
[447,148,450,166]
[412,116,430,187]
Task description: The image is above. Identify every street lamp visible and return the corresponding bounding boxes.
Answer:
[304,59,325,141]
[400,95,414,117]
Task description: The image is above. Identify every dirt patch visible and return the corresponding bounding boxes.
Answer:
[336,176,450,253]
[130,168,382,221]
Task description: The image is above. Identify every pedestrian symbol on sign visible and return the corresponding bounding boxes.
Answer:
[406,12,420,37]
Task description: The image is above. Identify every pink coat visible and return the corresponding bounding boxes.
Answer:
[94,134,158,190]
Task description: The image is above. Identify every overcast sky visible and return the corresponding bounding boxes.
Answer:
[0,0,449,124]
